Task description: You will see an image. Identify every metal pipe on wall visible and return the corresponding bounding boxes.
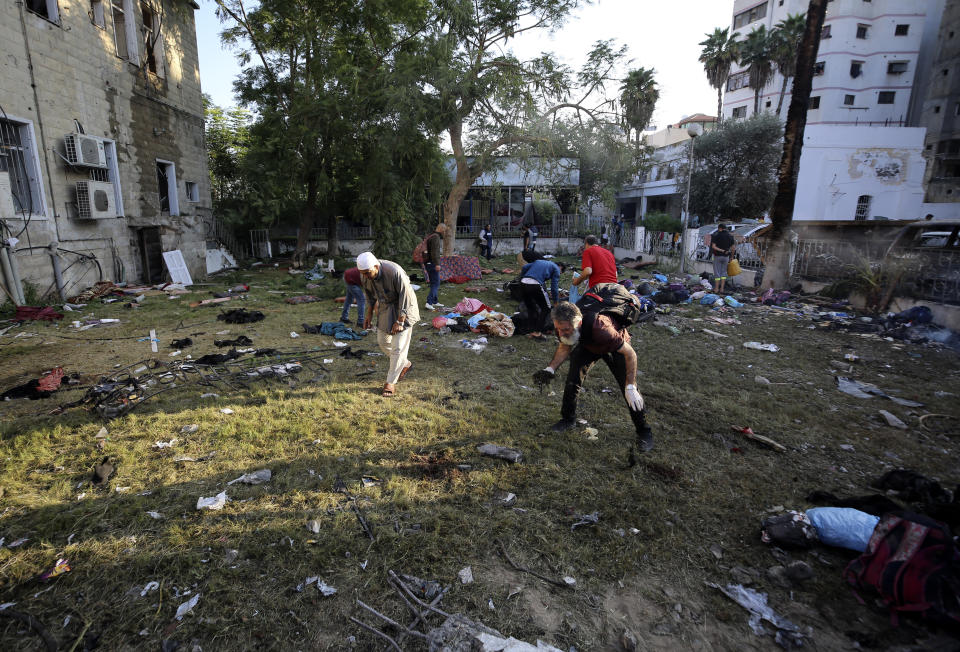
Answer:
[48,242,65,302]
[0,246,24,305]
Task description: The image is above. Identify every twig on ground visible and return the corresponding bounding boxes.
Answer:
[349,616,402,651]
[356,599,426,639]
[66,619,91,652]
[496,538,572,589]
[919,413,958,431]
[0,609,58,651]
[351,502,375,540]
[384,581,447,651]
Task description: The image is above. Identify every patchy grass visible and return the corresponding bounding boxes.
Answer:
[1,259,958,650]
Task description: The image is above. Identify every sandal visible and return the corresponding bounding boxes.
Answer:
[397,361,413,382]
[382,383,396,397]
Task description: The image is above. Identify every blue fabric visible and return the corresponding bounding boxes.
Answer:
[521,259,561,303]
[568,283,580,304]
[653,273,668,283]
[424,261,440,304]
[319,322,365,340]
[700,293,720,305]
[341,283,365,323]
[807,507,880,552]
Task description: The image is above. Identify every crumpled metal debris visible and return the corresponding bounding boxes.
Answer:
[571,511,600,531]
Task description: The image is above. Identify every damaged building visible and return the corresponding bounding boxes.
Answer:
[1,0,211,303]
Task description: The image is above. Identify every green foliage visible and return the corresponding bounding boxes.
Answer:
[532,198,560,224]
[681,113,782,224]
[699,27,740,121]
[739,25,775,114]
[204,95,253,227]
[619,67,659,143]
[643,211,681,233]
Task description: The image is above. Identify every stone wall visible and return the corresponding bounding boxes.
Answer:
[1,0,210,300]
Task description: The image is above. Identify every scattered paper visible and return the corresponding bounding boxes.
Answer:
[175,593,200,620]
[196,491,229,511]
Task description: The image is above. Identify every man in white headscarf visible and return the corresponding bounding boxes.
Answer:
[356,252,421,397]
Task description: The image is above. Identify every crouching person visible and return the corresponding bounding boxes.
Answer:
[533,299,653,461]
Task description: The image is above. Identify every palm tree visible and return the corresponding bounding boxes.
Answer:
[770,13,808,116]
[698,27,740,124]
[739,25,775,115]
[619,67,659,146]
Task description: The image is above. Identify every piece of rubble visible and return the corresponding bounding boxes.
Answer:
[477,444,522,463]
[227,469,272,485]
[878,410,907,430]
[180,424,199,435]
[196,491,228,511]
[458,566,474,584]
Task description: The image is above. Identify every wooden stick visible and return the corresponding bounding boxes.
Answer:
[349,616,402,651]
[919,413,958,431]
[351,502,375,541]
[730,426,787,453]
[495,538,572,589]
[66,620,91,652]
[356,600,426,639]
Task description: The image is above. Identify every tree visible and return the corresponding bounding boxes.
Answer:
[679,113,782,224]
[421,1,629,254]
[739,25,775,115]
[214,0,447,257]
[203,96,252,225]
[619,67,659,145]
[698,27,740,124]
[770,13,808,116]
[764,0,829,289]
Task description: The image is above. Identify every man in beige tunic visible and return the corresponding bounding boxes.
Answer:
[357,252,420,397]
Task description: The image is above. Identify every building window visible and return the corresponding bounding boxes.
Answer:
[25,0,60,23]
[944,69,950,76]
[733,2,767,30]
[726,70,750,92]
[813,61,826,76]
[90,0,105,27]
[843,94,855,106]
[856,24,869,39]
[0,118,45,217]
[809,96,821,109]
[821,24,832,39]
[732,106,748,119]
[878,91,896,104]
[112,0,138,61]
[887,61,908,74]
[140,1,165,77]
[935,105,941,113]
[185,181,199,202]
[854,195,872,221]
[850,61,863,78]
[156,160,179,215]
[895,24,909,36]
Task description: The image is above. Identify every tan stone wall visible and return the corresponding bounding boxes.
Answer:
[1,0,211,297]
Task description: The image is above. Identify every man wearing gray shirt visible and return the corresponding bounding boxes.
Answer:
[357,252,421,397]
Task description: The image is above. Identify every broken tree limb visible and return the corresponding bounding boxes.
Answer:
[495,538,572,589]
[0,609,58,652]
[919,413,958,432]
[731,426,787,453]
[349,616,402,651]
[356,599,427,639]
[351,502,375,541]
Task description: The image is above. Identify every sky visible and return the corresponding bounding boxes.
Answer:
[195,0,734,130]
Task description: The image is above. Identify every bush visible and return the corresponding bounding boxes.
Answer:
[643,212,681,233]
[533,199,560,225]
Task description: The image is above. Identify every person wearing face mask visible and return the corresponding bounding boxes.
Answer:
[532,298,653,460]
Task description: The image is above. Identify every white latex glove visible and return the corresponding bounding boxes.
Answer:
[624,384,644,412]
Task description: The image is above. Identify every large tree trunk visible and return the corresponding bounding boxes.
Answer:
[327,211,339,259]
[717,86,723,124]
[753,87,760,115]
[775,74,790,116]
[763,0,828,290]
[442,119,478,256]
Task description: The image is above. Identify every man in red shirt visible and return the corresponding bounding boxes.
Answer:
[340,266,365,327]
[572,235,617,289]
[532,297,653,461]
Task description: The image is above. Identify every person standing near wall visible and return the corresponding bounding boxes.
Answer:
[710,223,736,294]
[479,223,493,260]
[358,252,420,397]
[572,235,617,290]
[340,266,365,328]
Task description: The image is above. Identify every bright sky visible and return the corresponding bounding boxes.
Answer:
[195,0,733,129]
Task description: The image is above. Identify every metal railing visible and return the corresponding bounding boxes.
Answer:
[309,225,373,241]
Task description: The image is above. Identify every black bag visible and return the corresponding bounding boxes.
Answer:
[575,282,644,328]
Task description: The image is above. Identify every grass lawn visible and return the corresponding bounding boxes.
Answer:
[0,257,958,650]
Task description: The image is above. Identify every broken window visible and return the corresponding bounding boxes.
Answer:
[90,0,105,27]
[887,61,908,75]
[26,0,60,23]
[850,61,863,78]
[112,0,138,60]
[813,61,825,76]
[140,1,165,77]
[0,118,45,217]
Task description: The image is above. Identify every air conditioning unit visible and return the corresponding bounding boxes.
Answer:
[0,171,17,218]
[76,181,117,219]
[64,133,107,168]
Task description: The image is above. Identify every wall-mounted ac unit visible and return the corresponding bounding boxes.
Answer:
[64,133,107,168]
[0,171,17,219]
[76,180,117,219]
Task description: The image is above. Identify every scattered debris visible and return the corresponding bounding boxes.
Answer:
[706,582,804,647]
[153,438,178,449]
[878,410,908,430]
[458,567,474,585]
[227,469,271,485]
[180,424,199,435]
[92,457,115,485]
[217,309,264,324]
[196,491,229,511]
[175,593,200,620]
[477,444,522,463]
[743,341,780,353]
[571,512,600,531]
[836,377,924,407]
[730,426,787,453]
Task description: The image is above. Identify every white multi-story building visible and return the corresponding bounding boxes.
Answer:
[723,0,932,125]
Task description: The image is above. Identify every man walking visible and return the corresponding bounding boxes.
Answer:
[710,223,736,294]
[357,252,420,397]
[533,293,653,459]
[518,258,566,339]
[572,235,617,290]
[479,223,493,260]
[340,266,365,328]
[424,224,446,309]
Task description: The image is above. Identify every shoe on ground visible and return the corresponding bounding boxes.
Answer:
[551,418,577,432]
[424,303,434,310]
[339,317,351,324]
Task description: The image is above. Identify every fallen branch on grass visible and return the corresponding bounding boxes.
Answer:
[919,413,958,432]
[730,426,787,453]
[495,538,572,589]
[0,608,58,651]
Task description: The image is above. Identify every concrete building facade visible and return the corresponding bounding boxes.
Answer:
[1,0,211,301]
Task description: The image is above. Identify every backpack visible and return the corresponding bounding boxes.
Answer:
[843,511,960,627]
[412,234,433,264]
[575,282,645,328]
